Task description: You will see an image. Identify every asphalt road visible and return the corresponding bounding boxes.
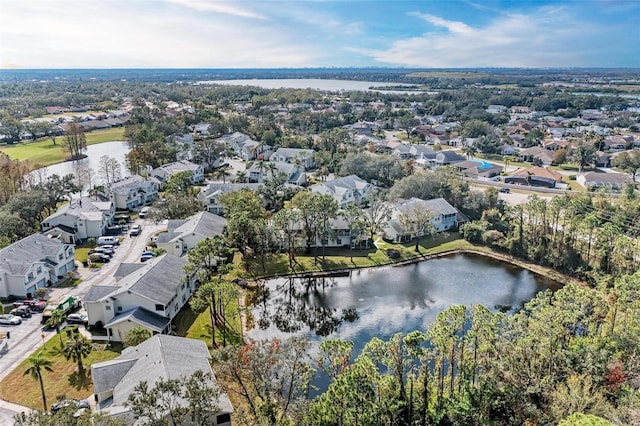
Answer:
[0,217,166,421]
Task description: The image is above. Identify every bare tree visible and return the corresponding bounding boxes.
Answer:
[97,155,122,185]
[62,123,87,160]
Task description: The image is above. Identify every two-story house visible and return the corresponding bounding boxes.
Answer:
[198,182,264,215]
[310,175,374,208]
[41,197,115,241]
[105,175,159,210]
[0,234,76,298]
[383,197,461,243]
[91,335,233,425]
[156,211,227,257]
[82,254,194,342]
[247,161,306,186]
[217,132,271,161]
[269,148,316,169]
[150,160,204,189]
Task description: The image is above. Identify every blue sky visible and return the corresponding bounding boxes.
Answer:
[0,0,638,69]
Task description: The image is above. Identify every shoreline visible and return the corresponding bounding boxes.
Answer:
[238,247,585,337]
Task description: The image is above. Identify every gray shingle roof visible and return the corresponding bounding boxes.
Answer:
[91,335,233,413]
[105,306,170,333]
[163,212,227,244]
[0,234,67,276]
[311,174,370,196]
[45,197,111,221]
[83,285,118,303]
[113,263,145,280]
[96,254,188,305]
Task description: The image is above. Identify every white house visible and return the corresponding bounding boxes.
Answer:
[383,197,461,243]
[41,197,115,241]
[91,335,233,425]
[198,182,263,215]
[269,148,316,169]
[310,175,374,208]
[82,254,194,342]
[247,161,306,186]
[106,175,159,210]
[156,211,227,257]
[577,171,631,191]
[217,132,271,161]
[150,160,204,188]
[0,234,76,298]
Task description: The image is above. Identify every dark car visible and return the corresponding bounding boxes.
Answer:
[89,253,111,263]
[31,301,47,312]
[10,306,32,318]
[51,399,90,413]
[499,187,511,193]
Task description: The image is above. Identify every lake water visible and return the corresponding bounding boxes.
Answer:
[199,78,428,94]
[31,141,131,186]
[246,253,560,356]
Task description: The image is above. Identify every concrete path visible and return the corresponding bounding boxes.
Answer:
[0,217,166,422]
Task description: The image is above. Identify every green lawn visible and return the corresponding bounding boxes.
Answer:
[0,329,121,410]
[173,299,243,351]
[234,232,469,280]
[0,127,126,167]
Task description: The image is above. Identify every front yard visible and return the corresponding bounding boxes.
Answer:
[0,328,121,410]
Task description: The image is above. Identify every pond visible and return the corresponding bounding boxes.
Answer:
[31,141,131,186]
[246,253,560,356]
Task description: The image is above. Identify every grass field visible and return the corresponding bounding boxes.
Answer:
[173,299,243,350]
[0,127,126,167]
[0,329,121,410]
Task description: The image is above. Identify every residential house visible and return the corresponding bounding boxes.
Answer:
[150,160,204,188]
[594,151,612,168]
[542,140,569,151]
[409,144,437,161]
[577,172,631,191]
[310,175,374,208]
[432,151,466,167]
[454,160,503,179]
[247,161,306,186]
[217,132,271,161]
[156,211,227,257]
[199,182,263,215]
[106,175,159,210]
[83,254,194,341]
[504,166,563,188]
[0,234,76,298]
[91,335,233,425]
[487,105,508,114]
[383,198,461,243]
[517,146,556,166]
[500,144,517,155]
[270,147,316,169]
[41,197,115,241]
[603,135,630,151]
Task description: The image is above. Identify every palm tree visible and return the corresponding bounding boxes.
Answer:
[63,332,92,372]
[235,170,247,183]
[24,352,53,412]
[48,309,66,349]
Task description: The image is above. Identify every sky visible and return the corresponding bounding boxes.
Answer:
[0,0,638,69]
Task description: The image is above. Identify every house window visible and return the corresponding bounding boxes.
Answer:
[155,304,164,311]
[37,267,42,274]
[182,294,186,302]
[105,306,111,311]
[216,414,231,424]
[117,306,122,312]
[59,254,64,261]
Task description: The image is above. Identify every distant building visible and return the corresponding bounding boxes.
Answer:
[41,197,115,241]
[105,175,159,210]
[310,175,374,208]
[150,160,204,188]
[383,197,462,243]
[156,211,227,257]
[577,171,631,191]
[504,166,563,188]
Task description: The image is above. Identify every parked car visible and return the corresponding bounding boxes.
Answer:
[89,253,111,263]
[97,236,119,245]
[66,313,88,324]
[31,301,47,312]
[499,187,511,193]
[88,249,112,258]
[141,251,156,257]
[0,314,22,325]
[12,299,37,308]
[51,399,90,413]
[130,224,142,236]
[139,207,151,218]
[10,306,32,318]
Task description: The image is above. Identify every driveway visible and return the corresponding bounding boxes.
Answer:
[0,217,167,409]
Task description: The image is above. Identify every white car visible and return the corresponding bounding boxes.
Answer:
[66,313,88,324]
[0,314,22,325]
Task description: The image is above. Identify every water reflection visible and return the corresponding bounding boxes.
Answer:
[246,254,560,356]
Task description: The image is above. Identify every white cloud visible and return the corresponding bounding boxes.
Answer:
[165,0,268,20]
[0,0,319,68]
[362,7,599,67]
